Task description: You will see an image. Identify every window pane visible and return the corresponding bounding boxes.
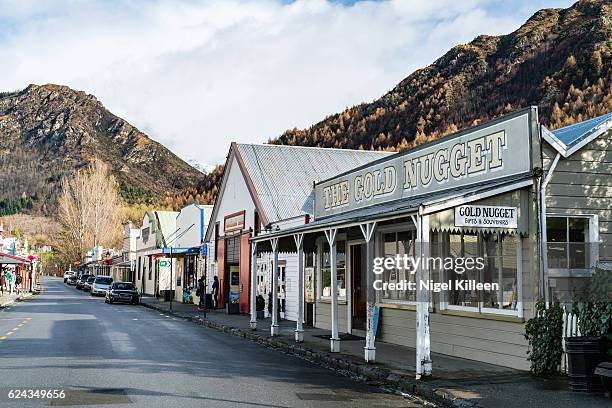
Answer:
[321,241,346,298]
[569,218,587,242]
[448,233,479,308]
[481,234,500,308]
[501,235,518,310]
[547,217,567,242]
[398,231,415,302]
[568,218,588,269]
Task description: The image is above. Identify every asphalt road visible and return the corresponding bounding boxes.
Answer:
[0,277,424,408]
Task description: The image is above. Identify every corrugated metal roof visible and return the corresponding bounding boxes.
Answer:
[236,144,392,223]
[155,211,179,245]
[552,112,612,147]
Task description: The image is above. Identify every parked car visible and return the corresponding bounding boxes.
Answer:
[83,276,96,291]
[63,271,75,283]
[90,276,113,296]
[105,282,140,305]
[76,274,92,290]
[67,275,78,286]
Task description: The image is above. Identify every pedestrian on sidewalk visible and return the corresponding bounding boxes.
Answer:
[0,270,4,295]
[197,277,205,310]
[212,276,219,309]
[6,270,14,295]
[15,273,22,294]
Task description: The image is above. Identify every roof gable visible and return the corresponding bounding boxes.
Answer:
[234,143,392,224]
[542,112,612,157]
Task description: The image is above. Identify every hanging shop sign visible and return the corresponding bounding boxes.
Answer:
[157,257,174,290]
[224,211,245,232]
[454,205,518,229]
[314,109,535,218]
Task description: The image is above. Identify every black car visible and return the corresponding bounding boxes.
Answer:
[67,275,78,286]
[76,274,93,290]
[105,282,140,305]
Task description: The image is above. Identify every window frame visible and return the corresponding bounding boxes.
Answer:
[316,233,348,302]
[375,223,418,306]
[439,231,523,318]
[546,213,599,277]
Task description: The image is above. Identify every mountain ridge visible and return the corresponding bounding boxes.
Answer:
[0,83,206,215]
[272,0,611,151]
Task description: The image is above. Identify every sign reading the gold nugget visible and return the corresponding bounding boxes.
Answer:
[316,110,534,217]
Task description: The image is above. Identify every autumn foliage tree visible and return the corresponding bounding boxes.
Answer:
[56,160,122,263]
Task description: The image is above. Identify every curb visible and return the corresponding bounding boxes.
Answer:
[140,302,480,408]
[0,292,36,308]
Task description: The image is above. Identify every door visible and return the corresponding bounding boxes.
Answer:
[351,244,367,330]
[239,233,251,314]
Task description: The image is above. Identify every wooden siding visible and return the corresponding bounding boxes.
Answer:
[545,129,612,260]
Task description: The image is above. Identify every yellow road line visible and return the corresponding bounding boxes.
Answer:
[0,317,30,340]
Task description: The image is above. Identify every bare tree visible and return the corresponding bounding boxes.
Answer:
[57,160,122,263]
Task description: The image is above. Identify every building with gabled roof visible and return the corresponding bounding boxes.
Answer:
[205,142,391,319]
[246,108,611,373]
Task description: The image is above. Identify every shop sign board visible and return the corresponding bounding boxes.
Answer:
[224,211,245,232]
[157,257,174,290]
[314,110,534,218]
[454,205,518,229]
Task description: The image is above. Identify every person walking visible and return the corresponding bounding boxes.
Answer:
[6,270,14,295]
[212,276,219,309]
[0,271,5,295]
[197,277,205,310]
[15,272,22,294]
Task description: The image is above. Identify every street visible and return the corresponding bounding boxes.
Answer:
[0,278,423,408]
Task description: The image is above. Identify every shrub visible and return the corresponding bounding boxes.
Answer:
[575,268,612,359]
[525,300,564,375]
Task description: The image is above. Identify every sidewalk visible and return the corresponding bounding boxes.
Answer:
[140,296,609,408]
[0,290,35,308]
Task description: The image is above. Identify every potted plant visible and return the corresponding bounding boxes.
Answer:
[256,295,265,319]
[566,268,612,393]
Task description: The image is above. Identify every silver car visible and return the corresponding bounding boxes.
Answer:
[90,276,113,296]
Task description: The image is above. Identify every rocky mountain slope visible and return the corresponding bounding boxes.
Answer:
[273,0,611,151]
[0,84,205,214]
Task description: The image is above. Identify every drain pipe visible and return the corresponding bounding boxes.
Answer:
[540,152,561,304]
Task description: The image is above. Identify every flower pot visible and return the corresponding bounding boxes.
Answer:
[566,336,605,393]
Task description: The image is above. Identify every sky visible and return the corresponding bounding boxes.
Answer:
[0,0,575,169]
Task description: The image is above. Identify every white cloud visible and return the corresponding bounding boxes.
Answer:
[0,0,565,166]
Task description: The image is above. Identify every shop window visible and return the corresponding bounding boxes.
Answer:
[381,230,416,303]
[441,231,519,315]
[547,216,593,270]
[319,241,346,300]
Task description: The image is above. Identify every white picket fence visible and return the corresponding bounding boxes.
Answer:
[560,306,580,373]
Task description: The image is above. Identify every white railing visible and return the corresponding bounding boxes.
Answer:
[561,306,580,373]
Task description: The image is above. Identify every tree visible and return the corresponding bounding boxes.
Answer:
[56,160,122,263]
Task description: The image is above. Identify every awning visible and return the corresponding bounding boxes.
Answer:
[251,175,533,242]
[0,252,31,265]
[161,246,202,256]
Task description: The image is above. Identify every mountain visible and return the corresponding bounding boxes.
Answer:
[0,84,206,215]
[273,0,611,151]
